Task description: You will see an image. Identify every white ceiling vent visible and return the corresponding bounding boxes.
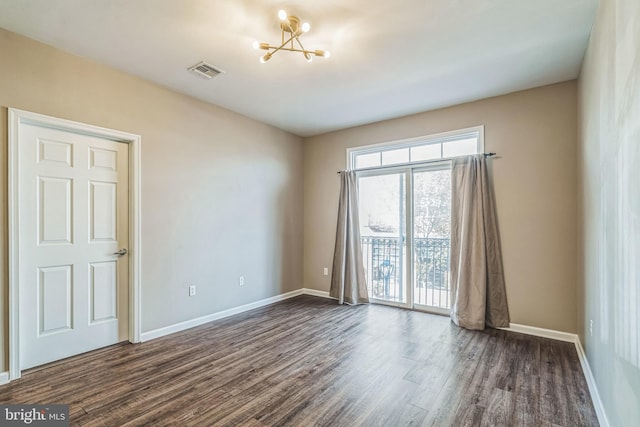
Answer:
[188,61,224,79]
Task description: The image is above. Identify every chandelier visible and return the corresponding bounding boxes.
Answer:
[253,10,330,63]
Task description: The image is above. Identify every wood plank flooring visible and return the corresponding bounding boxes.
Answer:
[0,295,599,426]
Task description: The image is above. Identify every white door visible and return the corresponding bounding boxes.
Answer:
[19,122,129,369]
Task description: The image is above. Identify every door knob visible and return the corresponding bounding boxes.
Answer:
[113,248,128,256]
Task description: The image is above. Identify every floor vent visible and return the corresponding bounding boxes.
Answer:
[188,61,224,79]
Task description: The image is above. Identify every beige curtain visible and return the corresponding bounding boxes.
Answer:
[330,171,369,305]
[450,154,509,329]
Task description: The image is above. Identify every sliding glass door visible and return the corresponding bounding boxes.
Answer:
[357,163,451,312]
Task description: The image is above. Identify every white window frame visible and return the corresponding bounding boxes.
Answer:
[346,125,484,171]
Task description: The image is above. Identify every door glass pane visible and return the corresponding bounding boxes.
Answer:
[413,168,451,309]
[358,173,406,303]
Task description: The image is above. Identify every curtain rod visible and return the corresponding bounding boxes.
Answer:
[337,152,497,174]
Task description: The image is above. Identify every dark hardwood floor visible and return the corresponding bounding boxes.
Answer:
[0,295,598,426]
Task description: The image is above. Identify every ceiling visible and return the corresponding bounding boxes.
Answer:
[0,0,598,137]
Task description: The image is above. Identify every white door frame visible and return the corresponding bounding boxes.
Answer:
[7,108,142,381]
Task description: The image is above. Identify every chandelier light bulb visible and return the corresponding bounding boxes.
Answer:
[260,53,272,63]
[315,50,330,59]
[301,22,311,32]
[252,40,260,50]
[278,10,287,21]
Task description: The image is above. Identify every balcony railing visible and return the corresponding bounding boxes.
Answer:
[360,235,451,308]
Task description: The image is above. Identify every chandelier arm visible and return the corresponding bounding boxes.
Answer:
[283,21,299,50]
[267,47,315,54]
[294,36,307,53]
[269,32,301,56]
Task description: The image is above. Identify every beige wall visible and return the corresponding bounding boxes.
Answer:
[577,0,640,425]
[0,29,304,370]
[303,81,578,333]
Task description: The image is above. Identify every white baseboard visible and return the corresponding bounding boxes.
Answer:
[574,338,610,427]
[140,289,304,342]
[301,288,333,299]
[0,371,9,386]
[500,323,578,342]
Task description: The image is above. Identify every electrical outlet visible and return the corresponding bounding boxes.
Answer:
[589,319,593,337]
[323,267,329,276]
[239,276,245,286]
[189,285,196,297]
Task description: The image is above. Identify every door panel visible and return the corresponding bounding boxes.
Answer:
[89,146,118,170]
[19,123,129,369]
[90,262,118,323]
[412,168,452,310]
[90,181,117,241]
[38,265,73,335]
[38,138,73,166]
[38,177,73,244]
[358,172,407,305]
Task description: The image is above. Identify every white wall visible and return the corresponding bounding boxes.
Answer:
[577,0,640,425]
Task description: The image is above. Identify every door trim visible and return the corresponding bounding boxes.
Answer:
[8,108,142,380]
